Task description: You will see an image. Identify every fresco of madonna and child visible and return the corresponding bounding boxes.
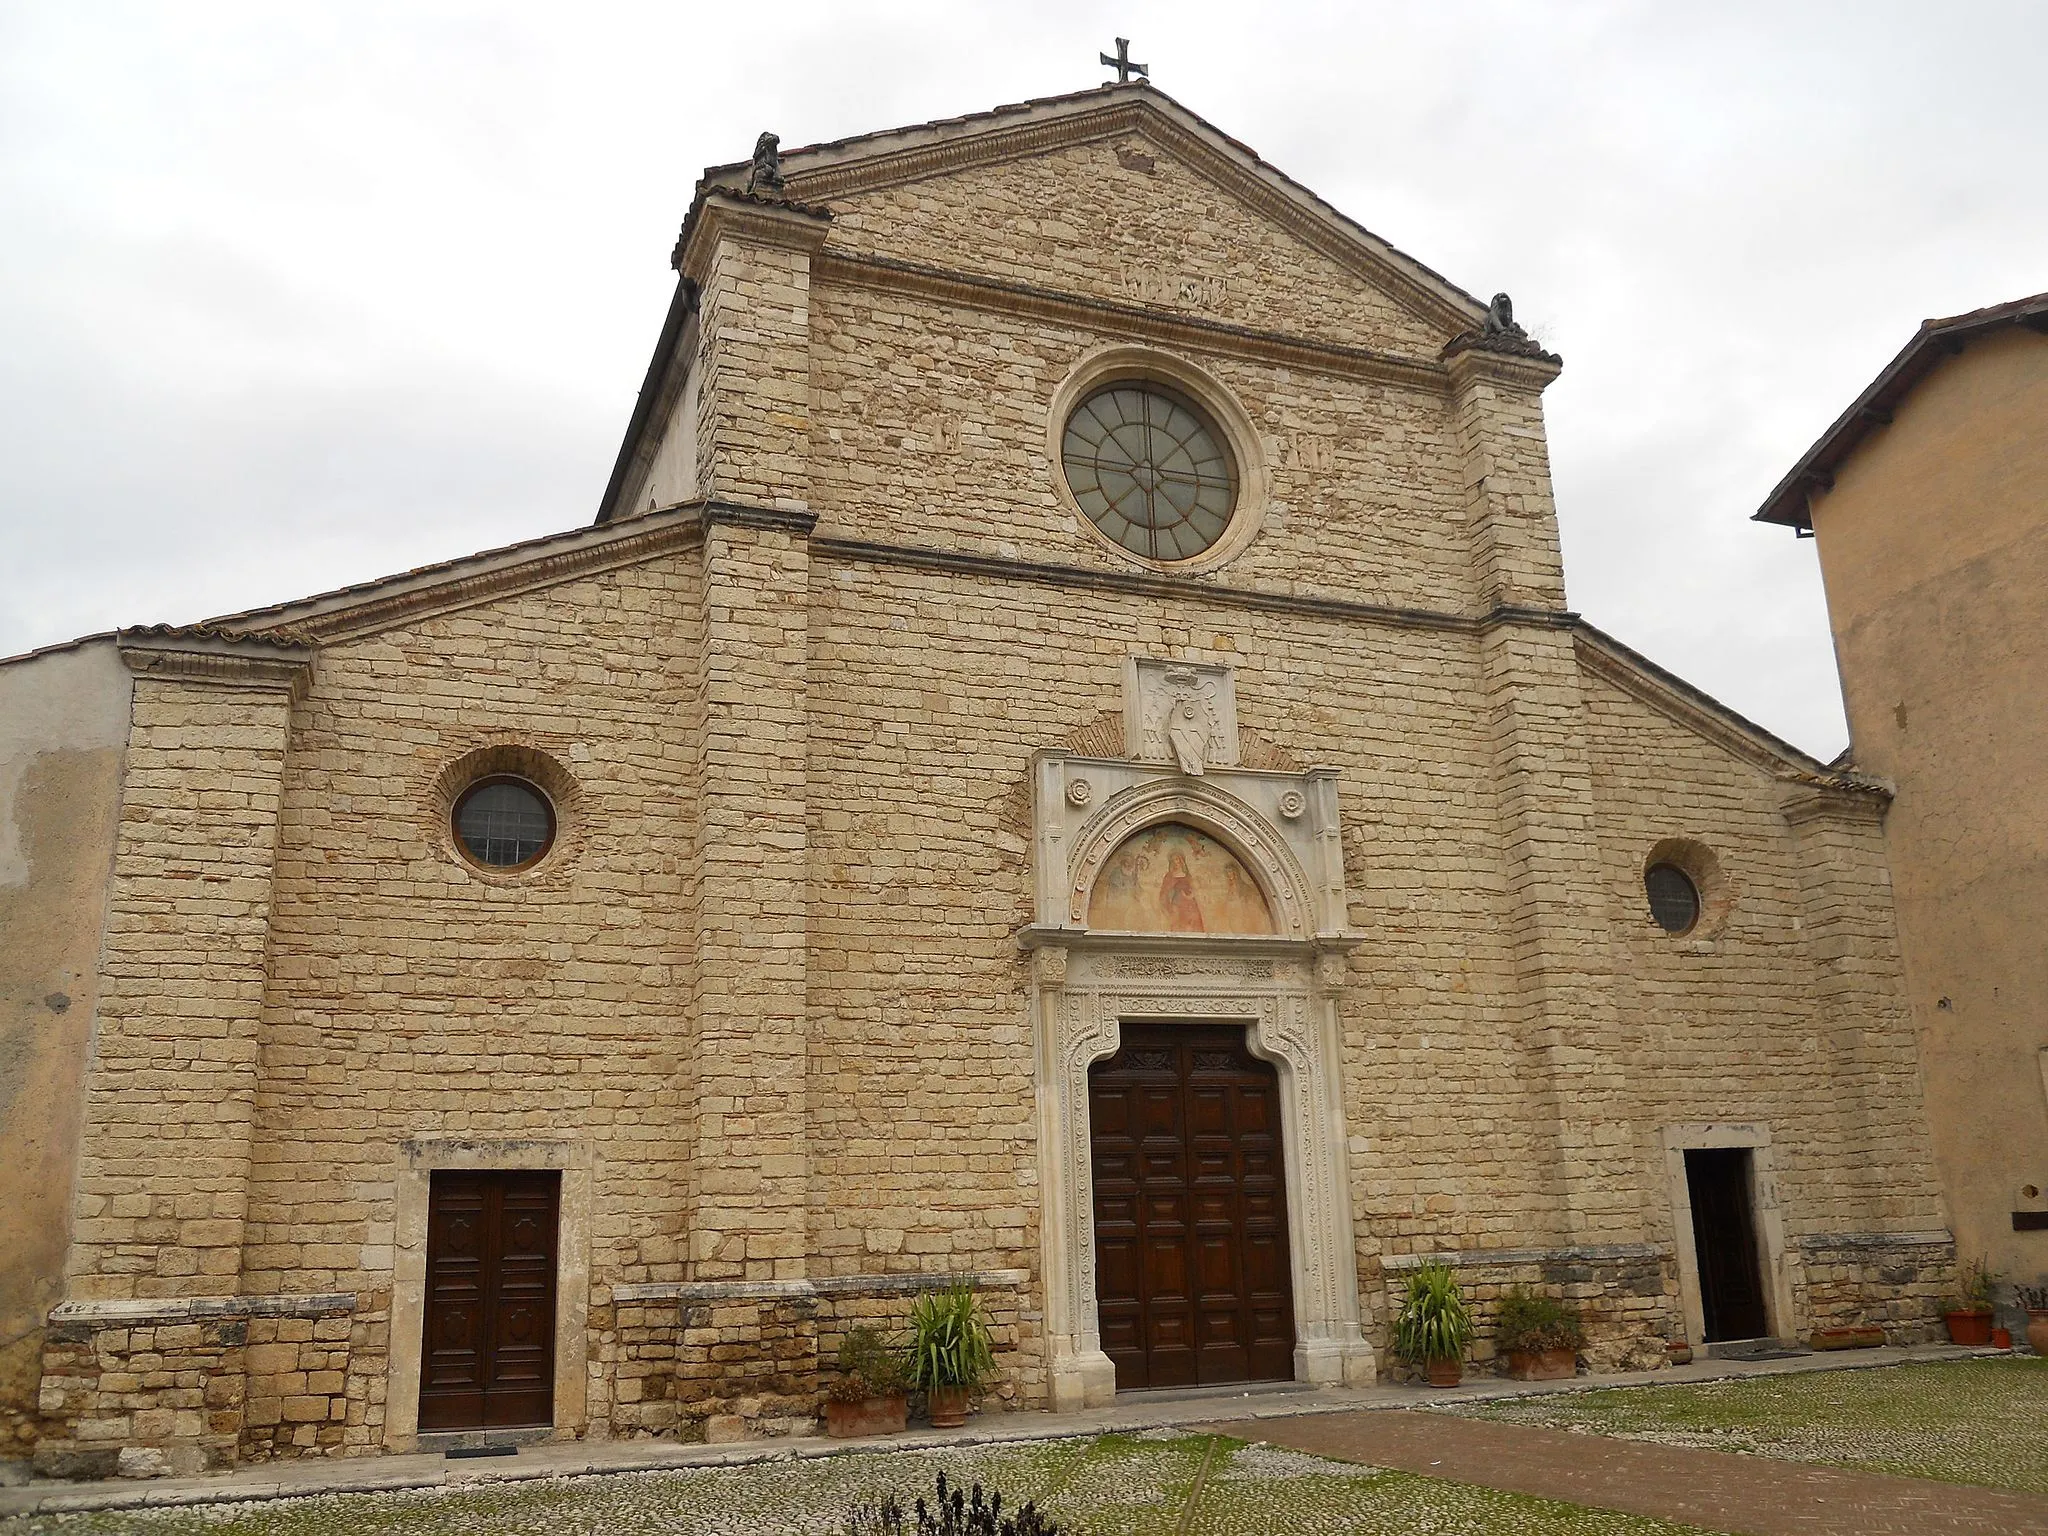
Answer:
[1087,822,1275,935]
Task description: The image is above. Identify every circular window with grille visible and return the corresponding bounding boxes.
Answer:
[1060,382,1239,563]
[453,775,556,871]
[1644,861,1702,935]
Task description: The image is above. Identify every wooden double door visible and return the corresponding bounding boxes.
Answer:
[419,1170,561,1431]
[1089,1024,1296,1390]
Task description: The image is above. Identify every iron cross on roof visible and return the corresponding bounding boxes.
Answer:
[1100,37,1148,83]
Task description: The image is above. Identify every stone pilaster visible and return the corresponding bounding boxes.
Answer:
[1478,619,1639,1246]
[63,636,311,1300]
[679,194,831,509]
[685,504,817,1284]
[1446,346,1567,614]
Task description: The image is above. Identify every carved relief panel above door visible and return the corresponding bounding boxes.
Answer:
[1030,658,1357,943]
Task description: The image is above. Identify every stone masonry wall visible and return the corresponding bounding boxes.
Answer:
[1795,1236,1955,1342]
[1380,1248,1676,1378]
[816,133,1449,358]
[805,281,1476,617]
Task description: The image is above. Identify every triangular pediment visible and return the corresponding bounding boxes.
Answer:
[715,84,1486,357]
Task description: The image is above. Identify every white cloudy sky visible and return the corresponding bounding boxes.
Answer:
[2,1,2042,756]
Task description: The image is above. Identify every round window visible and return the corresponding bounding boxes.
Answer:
[1061,383,1237,562]
[1645,862,1701,935]
[453,776,555,871]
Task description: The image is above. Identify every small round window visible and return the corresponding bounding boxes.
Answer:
[1645,862,1701,934]
[453,776,555,871]
[1061,383,1237,562]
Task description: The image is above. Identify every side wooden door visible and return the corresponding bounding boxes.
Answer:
[1685,1148,1769,1342]
[419,1170,561,1430]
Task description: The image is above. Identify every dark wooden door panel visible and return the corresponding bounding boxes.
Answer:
[1685,1148,1768,1342]
[1089,1025,1296,1391]
[420,1170,560,1431]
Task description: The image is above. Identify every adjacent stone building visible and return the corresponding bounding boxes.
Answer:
[2,82,1957,1477]
[1755,291,2048,1300]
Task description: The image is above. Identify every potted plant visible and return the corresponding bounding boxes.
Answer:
[1944,1257,1999,1346]
[1393,1261,1473,1387]
[1493,1286,1584,1381]
[824,1324,909,1438]
[2019,1284,2048,1358]
[906,1281,996,1427]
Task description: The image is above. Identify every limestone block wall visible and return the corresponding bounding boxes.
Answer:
[237,553,702,1306]
[1579,646,1952,1338]
[64,641,311,1299]
[804,281,1476,616]
[1380,1248,1677,1377]
[815,132,1449,358]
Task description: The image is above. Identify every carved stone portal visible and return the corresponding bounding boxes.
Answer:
[1025,659,1373,1409]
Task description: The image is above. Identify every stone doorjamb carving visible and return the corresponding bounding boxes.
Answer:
[1022,936,1373,1409]
[1024,737,1370,1409]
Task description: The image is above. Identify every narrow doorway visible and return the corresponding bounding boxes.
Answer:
[419,1169,561,1431]
[1088,1024,1296,1391]
[1684,1148,1768,1342]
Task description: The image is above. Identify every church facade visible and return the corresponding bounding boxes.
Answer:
[1,83,1957,1476]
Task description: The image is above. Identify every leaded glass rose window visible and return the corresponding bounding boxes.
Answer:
[1061,383,1238,562]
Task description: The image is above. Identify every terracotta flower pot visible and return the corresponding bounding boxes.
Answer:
[926,1385,972,1427]
[1503,1347,1576,1381]
[2027,1310,2048,1358]
[825,1393,908,1439]
[1424,1357,1463,1388]
[1945,1309,1994,1346]
[1991,1328,2012,1349]
[1666,1341,1693,1366]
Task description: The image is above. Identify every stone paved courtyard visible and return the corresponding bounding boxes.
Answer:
[1,1432,1708,1536]
[1448,1357,2048,1494]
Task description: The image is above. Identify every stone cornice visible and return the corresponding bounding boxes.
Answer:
[209,507,707,647]
[815,250,1448,390]
[1574,626,1884,795]
[1793,1229,1952,1251]
[1380,1243,1668,1273]
[49,1292,355,1326]
[701,500,820,536]
[811,532,1540,637]
[679,191,832,284]
[1444,340,1564,393]
[784,93,1480,340]
[612,1267,1031,1304]
[118,634,314,699]
[1781,785,1893,827]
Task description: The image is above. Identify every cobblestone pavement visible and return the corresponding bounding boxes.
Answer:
[1202,1410,2048,1536]
[0,1433,1715,1535]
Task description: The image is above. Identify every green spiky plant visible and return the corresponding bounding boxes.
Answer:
[905,1282,997,1392]
[1393,1261,1474,1364]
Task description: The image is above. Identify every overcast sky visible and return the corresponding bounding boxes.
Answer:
[3,2,2042,756]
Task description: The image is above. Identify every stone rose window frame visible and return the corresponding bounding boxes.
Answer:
[1047,344,1270,575]
[1021,658,1373,1410]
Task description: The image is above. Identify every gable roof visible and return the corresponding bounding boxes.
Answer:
[1755,290,2048,532]
[596,81,1495,525]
